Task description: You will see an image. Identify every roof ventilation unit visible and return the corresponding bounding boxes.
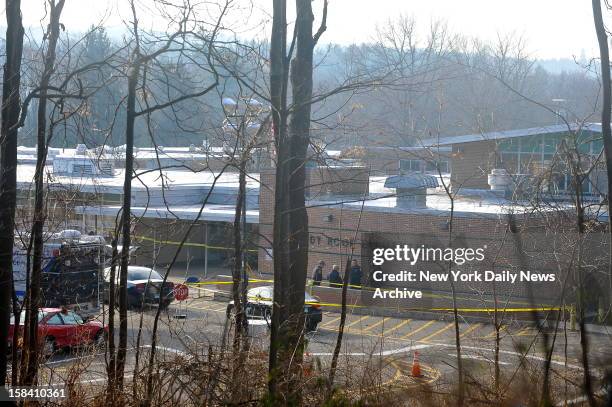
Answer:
[384,174,438,209]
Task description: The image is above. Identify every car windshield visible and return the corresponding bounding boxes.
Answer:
[60,311,83,325]
[248,287,272,299]
[247,287,318,303]
[129,269,163,281]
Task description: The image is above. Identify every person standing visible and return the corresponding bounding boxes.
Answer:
[349,260,363,289]
[328,264,343,288]
[312,260,324,286]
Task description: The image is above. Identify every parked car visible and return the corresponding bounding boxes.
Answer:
[226,286,323,331]
[8,308,107,356]
[103,266,175,309]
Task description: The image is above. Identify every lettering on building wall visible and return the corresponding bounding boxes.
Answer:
[309,234,354,248]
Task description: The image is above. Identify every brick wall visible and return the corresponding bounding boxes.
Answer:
[306,166,369,198]
[258,167,611,305]
[450,141,496,189]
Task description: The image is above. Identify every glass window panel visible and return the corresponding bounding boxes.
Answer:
[577,133,591,154]
[61,311,83,325]
[577,143,591,154]
[519,153,540,173]
[543,135,558,153]
[499,153,518,173]
[498,139,518,152]
[520,136,542,153]
[46,314,63,325]
[424,160,448,173]
[593,138,603,153]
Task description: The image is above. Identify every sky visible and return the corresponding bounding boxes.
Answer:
[9,0,601,60]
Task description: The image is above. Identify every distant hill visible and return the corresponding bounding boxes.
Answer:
[536,57,590,74]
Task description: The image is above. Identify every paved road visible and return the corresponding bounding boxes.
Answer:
[27,294,611,402]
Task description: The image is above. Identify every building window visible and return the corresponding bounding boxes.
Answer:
[496,132,600,196]
[72,164,94,175]
[400,159,449,174]
[424,160,449,173]
[400,159,423,173]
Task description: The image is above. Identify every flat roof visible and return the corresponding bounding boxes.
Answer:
[75,204,259,224]
[422,123,602,147]
[308,176,576,219]
[17,164,260,195]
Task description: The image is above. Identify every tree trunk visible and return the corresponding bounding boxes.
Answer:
[106,234,120,392]
[0,0,24,386]
[328,258,351,389]
[592,0,612,321]
[232,160,247,340]
[447,199,464,406]
[268,0,289,399]
[22,0,65,386]
[268,1,321,402]
[116,63,139,387]
[230,158,247,401]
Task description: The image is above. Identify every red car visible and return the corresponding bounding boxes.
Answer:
[9,308,108,355]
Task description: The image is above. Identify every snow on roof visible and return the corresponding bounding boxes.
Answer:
[17,164,260,195]
[422,123,602,147]
[309,175,572,219]
[74,204,259,224]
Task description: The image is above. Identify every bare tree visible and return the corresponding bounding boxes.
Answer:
[268,0,327,402]
[592,0,612,324]
[0,0,24,385]
[107,0,224,392]
[20,0,66,387]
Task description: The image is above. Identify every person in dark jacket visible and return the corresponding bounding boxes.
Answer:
[349,260,363,289]
[328,264,343,288]
[312,260,325,286]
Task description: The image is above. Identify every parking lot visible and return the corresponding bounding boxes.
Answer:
[24,293,611,402]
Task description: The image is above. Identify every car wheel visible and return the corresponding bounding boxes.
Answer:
[42,337,56,358]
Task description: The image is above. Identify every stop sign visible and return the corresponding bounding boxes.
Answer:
[174,284,189,301]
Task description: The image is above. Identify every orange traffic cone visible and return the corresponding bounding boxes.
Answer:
[411,351,422,377]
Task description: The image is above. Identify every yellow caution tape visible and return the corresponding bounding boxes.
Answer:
[187,280,538,307]
[184,281,567,313]
[133,234,258,253]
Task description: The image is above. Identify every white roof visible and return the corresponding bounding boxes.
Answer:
[17,164,260,195]
[75,204,259,224]
[422,123,602,147]
[310,175,574,219]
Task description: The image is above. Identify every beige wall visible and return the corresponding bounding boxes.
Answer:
[450,140,496,190]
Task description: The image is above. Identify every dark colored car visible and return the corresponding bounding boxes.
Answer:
[103,266,174,309]
[9,308,107,356]
[227,286,323,331]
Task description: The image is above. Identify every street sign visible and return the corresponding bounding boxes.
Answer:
[174,284,189,301]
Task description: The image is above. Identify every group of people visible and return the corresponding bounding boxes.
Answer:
[311,260,362,289]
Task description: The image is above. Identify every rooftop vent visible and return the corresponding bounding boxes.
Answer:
[385,174,438,209]
[488,168,511,196]
[189,144,196,153]
[76,144,87,155]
